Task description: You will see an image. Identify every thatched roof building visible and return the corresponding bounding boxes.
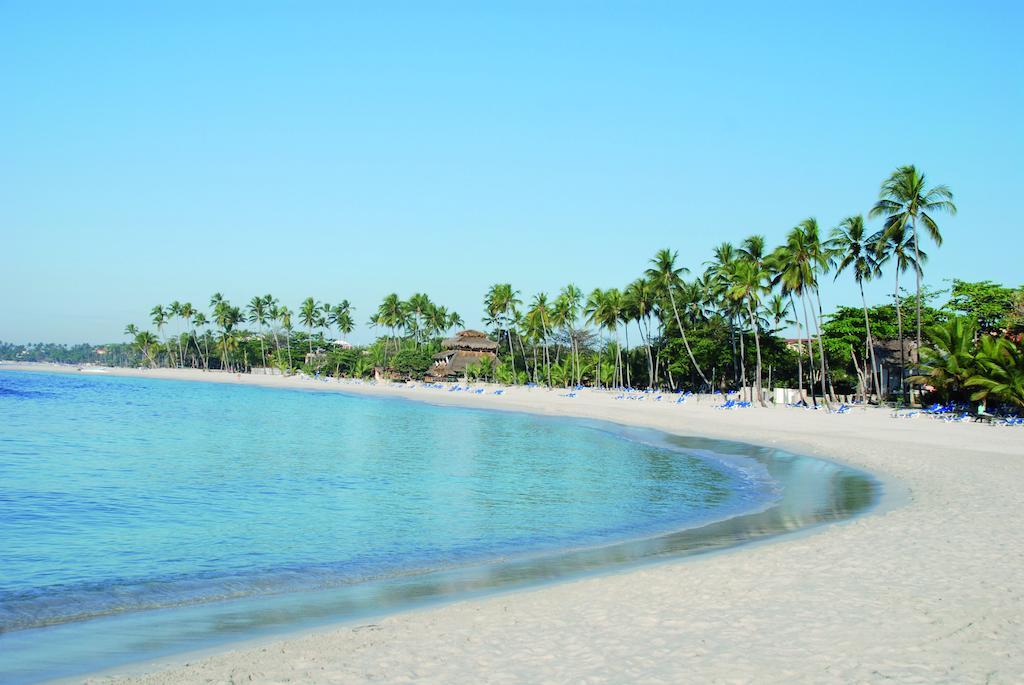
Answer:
[427,330,498,380]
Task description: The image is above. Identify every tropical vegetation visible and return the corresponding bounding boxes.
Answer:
[4,165,1022,411]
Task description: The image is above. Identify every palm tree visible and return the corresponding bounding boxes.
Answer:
[132,330,158,367]
[278,306,294,370]
[728,239,770,406]
[375,293,405,356]
[555,284,583,386]
[967,337,1024,410]
[870,165,956,362]
[407,293,432,346]
[150,305,168,367]
[908,317,978,402]
[211,298,241,371]
[192,311,210,370]
[872,223,927,403]
[330,300,355,343]
[484,284,522,379]
[247,295,269,367]
[770,225,829,408]
[527,293,553,386]
[646,249,709,388]
[705,243,744,390]
[168,301,185,368]
[623,278,657,388]
[300,297,319,354]
[829,215,882,402]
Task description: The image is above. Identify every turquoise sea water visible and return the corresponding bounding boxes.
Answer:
[0,370,877,683]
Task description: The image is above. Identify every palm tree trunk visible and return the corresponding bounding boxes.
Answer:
[643,316,655,389]
[807,291,832,410]
[746,300,766,407]
[860,282,882,403]
[911,215,923,367]
[666,288,709,387]
[507,327,517,380]
[814,287,836,402]
[737,326,746,401]
[800,294,818,407]
[624,323,631,388]
[894,269,907,404]
[789,294,805,403]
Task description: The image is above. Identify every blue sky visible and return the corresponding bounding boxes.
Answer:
[2,1,1021,344]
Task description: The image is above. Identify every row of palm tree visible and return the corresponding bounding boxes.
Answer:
[126,165,966,405]
[368,293,463,360]
[470,166,954,403]
[137,294,358,371]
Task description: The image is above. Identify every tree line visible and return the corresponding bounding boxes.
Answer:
[4,165,1022,409]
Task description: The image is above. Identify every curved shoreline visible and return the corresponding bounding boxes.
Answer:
[3,364,1022,683]
[1,369,876,684]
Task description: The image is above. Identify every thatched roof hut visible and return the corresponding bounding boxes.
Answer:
[427,330,498,380]
[440,329,499,353]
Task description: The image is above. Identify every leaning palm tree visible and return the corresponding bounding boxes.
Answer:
[829,215,882,402]
[646,249,709,388]
[869,165,956,362]
[132,330,159,367]
[872,223,927,403]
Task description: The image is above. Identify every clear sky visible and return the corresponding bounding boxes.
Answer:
[2,1,1021,344]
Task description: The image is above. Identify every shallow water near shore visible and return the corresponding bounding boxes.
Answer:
[0,370,878,683]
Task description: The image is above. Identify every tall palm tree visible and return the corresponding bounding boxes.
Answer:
[168,301,185,368]
[556,284,583,385]
[769,225,829,408]
[800,218,839,402]
[278,306,294,370]
[178,302,196,368]
[726,256,769,406]
[407,293,432,346]
[375,293,405,355]
[527,293,553,386]
[623,278,657,388]
[330,300,355,343]
[484,284,522,379]
[150,305,168,367]
[247,295,269,367]
[870,165,956,362]
[705,243,742,389]
[872,223,927,403]
[192,311,210,370]
[829,215,882,402]
[300,297,319,354]
[646,249,709,387]
[211,298,241,371]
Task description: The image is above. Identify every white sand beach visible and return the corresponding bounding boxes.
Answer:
[5,363,1022,684]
